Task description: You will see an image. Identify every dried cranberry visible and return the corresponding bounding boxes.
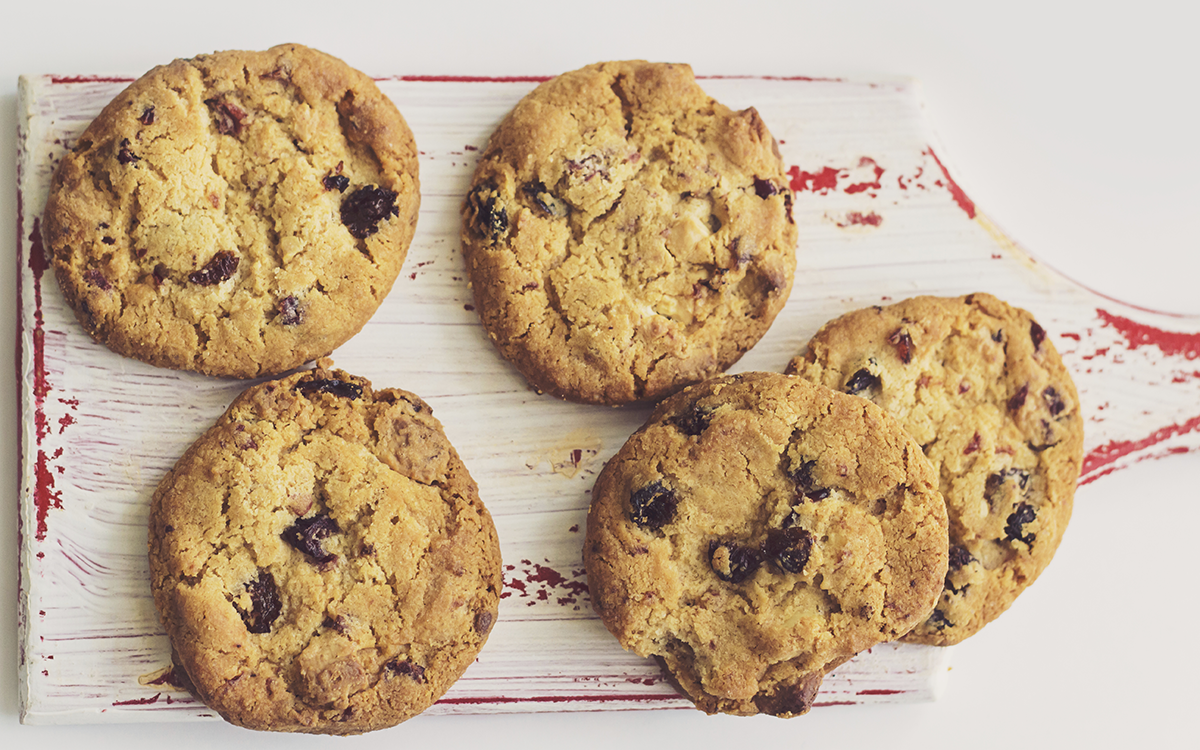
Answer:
[764,527,814,573]
[1007,383,1029,412]
[1043,386,1065,416]
[341,185,399,239]
[117,138,139,165]
[1030,320,1046,350]
[277,295,303,326]
[963,432,982,455]
[295,379,363,400]
[888,328,914,364]
[565,154,609,182]
[188,251,239,286]
[323,173,350,193]
[673,405,714,436]
[845,368,880,395]
[205,98,247,137]
[1004,503,1037,546]
[83,269,111,291]
[240,570,282,634]
[753,177,780,198]
[628,480,678,531]
[384,659,426,683]
[948,545,974,570]
[708,540,763,583]
[281,513,340,564]
[138,106,155,125]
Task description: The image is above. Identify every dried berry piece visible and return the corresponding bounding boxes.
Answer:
[341,185,399,239]
[152,263,169,285]
[240,570,282,634]
[469,187,508,241]
[789,459,831,502]
[1030,320,1046,350]
[295,379,363,400]
[1004,502,1037,546]
[948,544,975,569]
[708,540,764,583]
[384,659,426,683]
[565,154,609,182]
[764,527,815,573]
[117,138,139,165]
[927,608,951,630]
[963,432,982,455]
[888,328,914,364]
[188,251,239,286]
[628,480,678,531]
[277,295,303,326]
[673,405,715,436]
[83,269,111,291]
[205,97,247,137]
[753,177,780,198]
[323,173,350,193]
[1007,383,1029,412]
[985,468,1031,509]
[522,181,568,217]
[1043,386,1066,416]
[138,106,155,125]
[281,513,341,564]
[845,367,880,395]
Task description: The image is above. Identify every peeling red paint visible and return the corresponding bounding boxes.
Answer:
[1096,308,1200,360]
[436,692,681,705]
[1061,332,1082,341]
[924,147,976,219]
[844,157,884,194]
[1081,413,1200,484]
[395,75,551,83]
[502,560,590,607]
[788,164,840,194]
[27,218,63,542]
[50,75,135,84]
[857,688,904,695]
[836,211,883,228]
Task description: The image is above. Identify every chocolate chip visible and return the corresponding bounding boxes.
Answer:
[295,379,363,400]
[277,295,304,326]
[764,527,814,573]
[888,328,914,364]
[673,405,715,436]
[323,173,350,193]
[845,367,880,395]
[205,98,247,137]
[1004,502,1037,546]
[188,251,239,286]
[138,106,155,125]
[708,539,763,583]
[341,185,399,239]
[1030,320,1046,350]
[789,459,831,502]
[753,177,780,198]
[384,658,426,683]
[116,138,139,165]
[1043,386,1065,416]
[628,480,677,531]
[948,544,974,569]
[281,513,340,564]
[927,608,951,630]
[240,570,282,634]
[474,610,494,635]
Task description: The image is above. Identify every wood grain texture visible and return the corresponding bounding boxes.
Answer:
[17,74,1199,725]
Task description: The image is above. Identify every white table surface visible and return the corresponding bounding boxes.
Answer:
[2,2,1197,748]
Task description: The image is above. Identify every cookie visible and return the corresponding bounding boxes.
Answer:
[461,61,797,405]
[148,364,501,734]
[787,293,1083,646]
[584,372,948,716]
[43,44,420,378]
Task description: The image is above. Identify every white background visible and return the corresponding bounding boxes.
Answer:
[2,2,1198,748]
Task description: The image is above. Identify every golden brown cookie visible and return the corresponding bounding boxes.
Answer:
[787,293,1083,646]
[43,44,420,378]
[148,364,501,734]
[462,61,797,405]
[584,372,948,716]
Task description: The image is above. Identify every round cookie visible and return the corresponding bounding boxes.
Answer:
[584,372,948,716]
[148,364,501,734]
[43,44,420,378]
[461,61,797,405]
[786,293,1083,646]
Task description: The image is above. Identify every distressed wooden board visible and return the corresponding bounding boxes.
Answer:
[16,73,1200,725]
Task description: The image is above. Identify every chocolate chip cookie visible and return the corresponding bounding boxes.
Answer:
[43,44,420,378]
[584,372,948,716]
[148,364,501,733]
[462,61,797,405]
[787,293,1083,646]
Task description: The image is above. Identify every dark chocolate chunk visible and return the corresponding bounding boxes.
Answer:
[281,513,341,564]
[845,367,880,395]
[323,173,350,193]
[188,251,239,286]
[673,405,715,436]
[708,539,763,583]
[764,527,815,574]
[753,176,780,198]
[628,480,678,531]
[948,544,974,570]
[927,608,951,630]
[1004,502,1037,546]
[240,570,282,634]
[295,379,363,400]
[341,185,399,239]
[474,610,494,635]
[384,658,426,683]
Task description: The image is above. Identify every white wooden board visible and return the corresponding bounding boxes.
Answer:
[17,73,1200,724]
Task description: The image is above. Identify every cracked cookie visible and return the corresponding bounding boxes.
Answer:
[148,363,501,733]
[786,293,1083,646]
[461,61,797,405]
[584,372,948,716]
[43,44,420,378]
